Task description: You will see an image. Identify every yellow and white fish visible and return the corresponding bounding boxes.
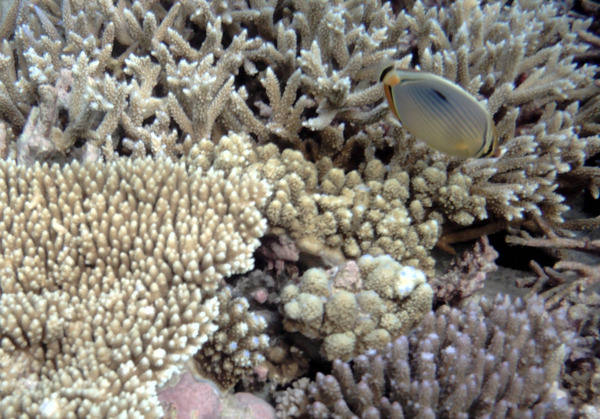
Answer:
[380,66,498,158]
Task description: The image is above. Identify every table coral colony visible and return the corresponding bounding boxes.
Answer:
[0,0,599,417]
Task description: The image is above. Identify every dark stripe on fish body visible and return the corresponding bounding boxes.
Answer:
[479,124,496,157]
[421,85,479,141]
[409,84,451,137]
[433,89,448,102]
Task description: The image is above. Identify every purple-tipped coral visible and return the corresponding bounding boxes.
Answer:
[276,294,576,418]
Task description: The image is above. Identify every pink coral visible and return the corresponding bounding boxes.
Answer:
[229,393,276,419]
[158,369,276,418]
[330,260,362,293]
[158,371,222,419]
[253,288,269,304]
[257,234,300,277]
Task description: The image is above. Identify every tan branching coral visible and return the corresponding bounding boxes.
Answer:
[382,0,600,228]
[505,215,600,306]
[0,0,598,414]
[0,155,270,416]
[276,295,577,418]
[0,0,273,160]
[1,0,598,272]
[281,256,432,361]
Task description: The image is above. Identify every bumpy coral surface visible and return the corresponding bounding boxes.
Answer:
[0,156,269,416]
[254,143,441,272]
[281,255,432,361]
[158,369,277,419]
[194,286,270,390]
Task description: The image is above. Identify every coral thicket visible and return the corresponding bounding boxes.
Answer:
[0,0,598,416]
[276,295,576,418]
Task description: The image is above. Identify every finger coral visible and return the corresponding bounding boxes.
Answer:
[0,155,269,416]
[276,294,576,418]
[281,256,432,361]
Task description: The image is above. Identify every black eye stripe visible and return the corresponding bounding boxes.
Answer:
[379,66,394,82]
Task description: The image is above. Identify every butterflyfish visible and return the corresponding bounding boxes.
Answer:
[380,66,498,158]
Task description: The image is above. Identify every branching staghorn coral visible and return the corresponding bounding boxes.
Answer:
[0,0,273,159]
[0,152,270,416]
[0,0,398,160]
[506,215,600,305]
[1,0,599,272]
[276,294,577,418]
[382,0,600,227]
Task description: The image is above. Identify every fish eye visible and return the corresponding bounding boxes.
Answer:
[379,65,394,82]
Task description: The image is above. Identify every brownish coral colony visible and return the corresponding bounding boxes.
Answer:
[276,295,576,418]
[0,0,599,417]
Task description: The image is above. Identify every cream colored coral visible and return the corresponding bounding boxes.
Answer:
[0,154,270,416]
[281,257,432,361]
[284,293,324,336]
[255,145,439,273]
[325,291,358,331]
[194,287,270,390]
[322,332,356,362]
[359,255,427,299]
[298,268,330,296]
